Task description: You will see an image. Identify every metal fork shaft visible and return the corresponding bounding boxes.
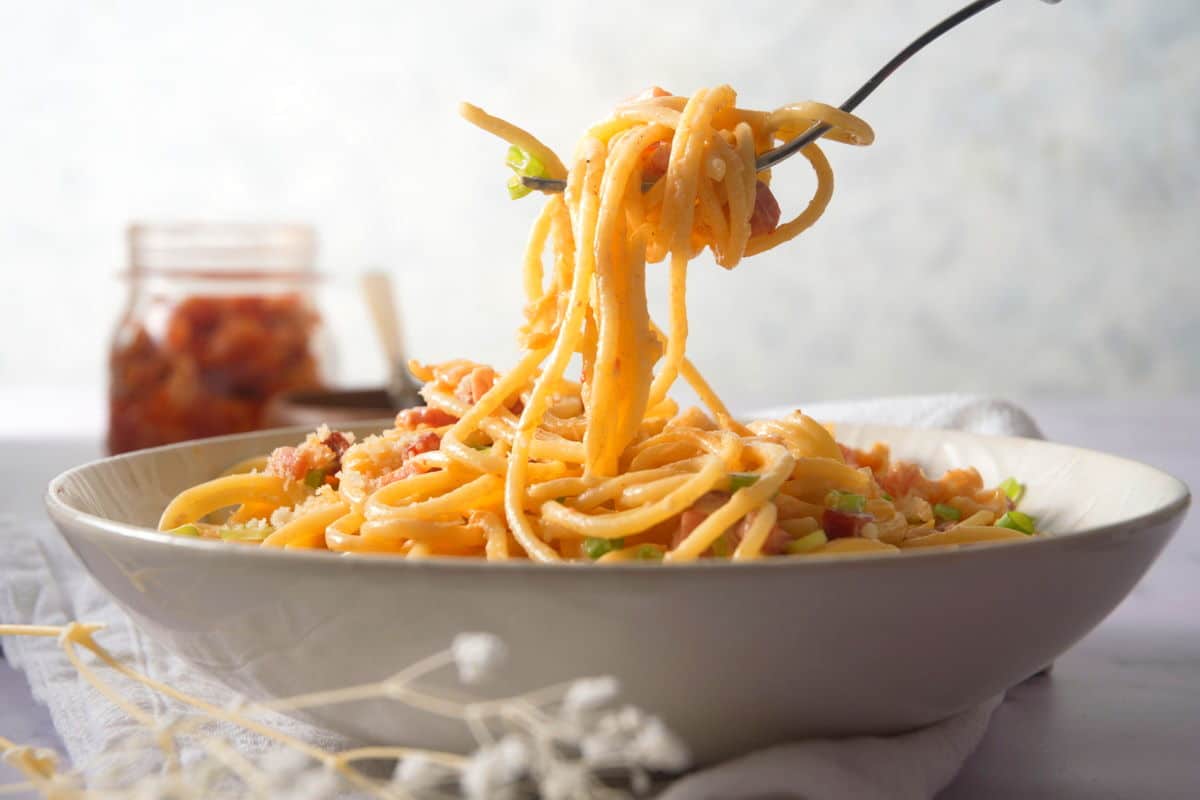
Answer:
[521,0,1038,194]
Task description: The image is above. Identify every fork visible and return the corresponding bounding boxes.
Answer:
[521,0,1061,194]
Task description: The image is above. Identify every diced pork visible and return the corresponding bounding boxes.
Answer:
[454,366,496,405]
[265,427,354,484]
[375,431,442,488]
[396,406,457,430]
[749,181,782,237]
[642,141,671,183]
[822,509,873,539]
[672,492,791,555]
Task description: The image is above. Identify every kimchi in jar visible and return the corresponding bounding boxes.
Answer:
[107,224,326,454]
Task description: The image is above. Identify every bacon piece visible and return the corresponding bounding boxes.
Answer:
[323,431,352,457]
[760,524,792,556]
[642,142,671,182]
[880,462,985,505]
[378,461,426,487]
[265,428,353,483]
[375,431,442,488]
[671,493,790,555]
[674,509,709,547]
[749,181,782,237]
[822,509,873,540]
[671,492,728,549]
[401,431,441,462]
[318,430,353,481]
[396,406,457,430]
[454,366,496,405]
[879,462,922,499]
[728,514,792,555]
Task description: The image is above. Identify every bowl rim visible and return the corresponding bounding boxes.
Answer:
[45,420,1191,575]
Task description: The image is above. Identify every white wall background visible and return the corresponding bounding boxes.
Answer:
[1,0,1197,417]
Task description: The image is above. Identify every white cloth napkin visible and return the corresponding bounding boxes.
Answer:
[750,393,1043,439]
[0,513,351,788]
[0,394,1042,798]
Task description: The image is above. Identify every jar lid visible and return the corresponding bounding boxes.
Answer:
[127,223,316,278]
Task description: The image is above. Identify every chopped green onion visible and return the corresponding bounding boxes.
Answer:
[634,544,663,561]
[786,530,828,554]
[169,524,200,537]
[219,526,272,542]
[710,534,732,558]
[471,443,492,451]
[999,477,1024,504]
[507,174,532,199]
[583,536,623,559]
[933,503,962,522]
[996,511,1037,535]
[828,491,866,513]
[728,472,760,493]
[555,496,567,504]
[505,146,548,200]
[304,468,325,489]
[881,492,894,502]
[506,145,546,177]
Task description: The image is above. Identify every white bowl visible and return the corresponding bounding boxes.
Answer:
[45,422,1189,764]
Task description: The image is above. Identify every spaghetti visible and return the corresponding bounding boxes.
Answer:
[158,85,1040,562]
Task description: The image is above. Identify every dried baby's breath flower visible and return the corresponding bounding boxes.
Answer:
[452,632,508,685]
[628,717,690,772]
[580,705,691,774]
[258,746,313,783]
[461,734,530,798]
[289,764,345,800]
[392,753,457,791]
[563,676,621,716]
[540,760,591,800]
[0,623,691,799]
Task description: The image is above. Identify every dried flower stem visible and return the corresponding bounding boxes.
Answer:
[1,622,690,799]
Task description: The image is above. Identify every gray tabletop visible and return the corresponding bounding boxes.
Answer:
[2,396,1197,797]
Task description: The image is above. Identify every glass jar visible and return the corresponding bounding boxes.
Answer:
[107,223,327,454]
